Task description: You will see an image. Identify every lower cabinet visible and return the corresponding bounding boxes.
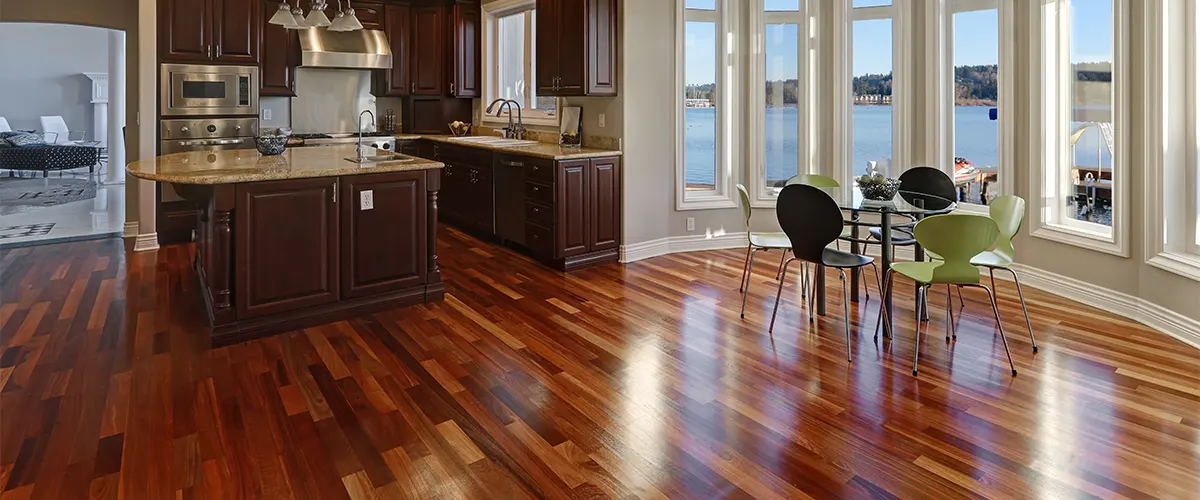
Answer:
[428,139,621,271]
[235,178,340,319]
[340,171,427,299]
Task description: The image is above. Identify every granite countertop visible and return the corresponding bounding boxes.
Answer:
[394,134,622,160]
[125,145,443,185]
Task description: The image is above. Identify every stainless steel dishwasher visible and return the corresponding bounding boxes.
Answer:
[493,155,527,246]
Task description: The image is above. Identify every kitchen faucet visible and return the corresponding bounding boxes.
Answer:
[357,110,376,162]
[485,99,525,139]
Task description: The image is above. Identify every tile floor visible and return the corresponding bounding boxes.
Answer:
[0,165,126,248]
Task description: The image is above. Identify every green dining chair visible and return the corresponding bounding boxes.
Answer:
[926,195,1038,353]
[785,173,841,188]
[737,184,794,318]
[875,214,1018,376]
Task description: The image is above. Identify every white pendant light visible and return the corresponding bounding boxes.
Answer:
[304,2,332,28]
[288,0,306,28]
[328,0,348,31]
[267,1,298,27]
[341,1,364,32]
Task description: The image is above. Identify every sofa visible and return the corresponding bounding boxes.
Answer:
[0,132,101,176]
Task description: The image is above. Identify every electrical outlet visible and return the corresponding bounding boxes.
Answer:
[360,190,374,210]
[598,113,606,128]
[261,108,272,121]
[686,217,695,232]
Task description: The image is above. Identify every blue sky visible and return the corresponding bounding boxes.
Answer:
[684,0,1115,85]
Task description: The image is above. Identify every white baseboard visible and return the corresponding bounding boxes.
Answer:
[123,222,139,238]
[621,236,1200,350]
[133,232,159,252]
[620,233,747,263]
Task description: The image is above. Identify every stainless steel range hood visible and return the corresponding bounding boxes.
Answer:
[299,28,392,70]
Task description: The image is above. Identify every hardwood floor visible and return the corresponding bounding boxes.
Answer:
[1,229,1198,499]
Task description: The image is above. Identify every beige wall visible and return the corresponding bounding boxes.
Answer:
[1,0,149,233]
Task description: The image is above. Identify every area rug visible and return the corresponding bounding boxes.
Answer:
[0,178,98,215]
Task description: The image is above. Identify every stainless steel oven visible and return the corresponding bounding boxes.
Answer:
[159,118,258,154]
[160,64,259,117]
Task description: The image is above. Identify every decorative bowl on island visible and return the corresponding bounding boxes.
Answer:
[857,174,901,201]
[255,135,289,156]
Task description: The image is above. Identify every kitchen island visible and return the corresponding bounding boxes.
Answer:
[127,146,444,346]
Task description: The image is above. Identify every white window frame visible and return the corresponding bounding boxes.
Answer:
[747,0,814,207]
[832,0,910,187]
[1029,0,1129,257]
[1145,0,1200,280]
[676,0,739,210]
[481,0,558,127]
[928,0,1014,215]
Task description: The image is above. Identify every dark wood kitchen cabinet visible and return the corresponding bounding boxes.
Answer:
[235,178,340,319]
[259,0,298,96]
[535,0,618,96]
[340,171,427,299]
[376,2,412,96]
[555,160,589,258]
[410,5,446,96]
[354,2,386,30]
[160,0,259,64]
[450,0,481,98]
[588,156,621,251]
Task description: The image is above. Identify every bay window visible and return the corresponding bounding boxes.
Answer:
[1032,0,1128,255]
[677,0,738,209]
[482,0,556,126]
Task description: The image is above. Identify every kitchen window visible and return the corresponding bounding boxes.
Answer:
[482,0,557,126]
[1029,0,1128,256]
[676,0,738,210]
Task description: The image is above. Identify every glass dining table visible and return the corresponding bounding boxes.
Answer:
[809,186,957,337]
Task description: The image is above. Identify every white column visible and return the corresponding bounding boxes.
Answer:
[108,31,126,185]
[84,73,109,147]
[134,0,159,252]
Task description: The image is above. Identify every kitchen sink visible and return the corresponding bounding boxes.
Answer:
[446,136,540,147]
[343,154,415,164]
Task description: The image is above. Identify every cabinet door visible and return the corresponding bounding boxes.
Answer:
[381,3,411,96]
[260,0,297,96]
[450,1,481,98]
[587,0,619,95]
[411,6,445,95]
[534,0,558,96]
[159,0,212,63]
[212,0,260,64]
[236,178,339,318]
[440,162,464,220]
[469,166,495,232]
[588,157,620,251]
[356,2,386,30]
[340,172,427,298]
[557,160,588,258]
[555,0,587,95]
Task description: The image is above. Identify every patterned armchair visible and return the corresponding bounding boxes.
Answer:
[0,132,101,176]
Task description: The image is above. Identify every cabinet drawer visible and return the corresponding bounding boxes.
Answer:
[497,155,552,182]
[525,180,554,205]
[525,222,554,258]
[525,201,554,228]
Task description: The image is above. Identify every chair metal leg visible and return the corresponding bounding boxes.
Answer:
[874,270,894,341]
[945,284,956,341]
[775,249,789,280]
[839,269,853,362]
[740,249,761,318]
[989,268,998,298]
[1005,267,1039,353]
[956,287,965,309]
[808,265,818,322]
[800,263,808,299]
[974,284,1018,376]
[768,258,794,334]
[912,285,926,376]
[739,244,753,293]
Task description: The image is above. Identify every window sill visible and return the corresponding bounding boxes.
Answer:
[677,195,738,211]
[1147,252,1200,282]
[1032,223,1128,258]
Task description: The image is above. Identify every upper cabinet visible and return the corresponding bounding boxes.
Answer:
[376,2,412,96]
[355,2,386,31]
[160,0,260,64]
[535,0,618,97]
[259,0,298,96]
[450,1,481,98]
[410,5,446,96]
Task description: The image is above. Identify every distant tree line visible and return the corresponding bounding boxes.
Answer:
[682,62,1111,106]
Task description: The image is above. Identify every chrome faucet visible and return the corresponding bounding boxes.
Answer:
[356,110,376,162]
[485,99,525,139]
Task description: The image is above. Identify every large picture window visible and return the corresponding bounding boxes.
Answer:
[677,0,737,209]
[1034,0,1126,253]
[948,1,1001,206]
[838,0,905,187]
[482,0,556,125]
[747,0,810,204]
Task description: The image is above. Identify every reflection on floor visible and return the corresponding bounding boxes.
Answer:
[0,166,124,247]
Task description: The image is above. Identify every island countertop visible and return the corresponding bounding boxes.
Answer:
[125,145,443,185]
[393,134,622,160]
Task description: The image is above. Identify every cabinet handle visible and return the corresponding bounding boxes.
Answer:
[450,82,455,96]
[532,186,539,192]
[533,207,539,213]
[410,82,415,93]
[532,166,539,172]
[216,44,222,59]
[501,161,524,167]
[206,45,213,59]
[331,183,337,203]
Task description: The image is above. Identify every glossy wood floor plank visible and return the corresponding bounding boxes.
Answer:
[1,232,1198,499]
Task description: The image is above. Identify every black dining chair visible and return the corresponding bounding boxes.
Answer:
[770,184,888,362]
[863,166,957,246]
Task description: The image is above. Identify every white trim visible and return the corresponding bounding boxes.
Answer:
[133,232,159,252]
[123,221,139,238]
[1028,0,1130,257]
[619,233,748,263]
[480,0,558,128]
[676,0,740,211]
[1147,253,1200,282]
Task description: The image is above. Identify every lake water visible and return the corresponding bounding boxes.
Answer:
[683,105,1111,185]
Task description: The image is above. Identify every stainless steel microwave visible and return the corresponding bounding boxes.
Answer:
[160,64,259,116]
